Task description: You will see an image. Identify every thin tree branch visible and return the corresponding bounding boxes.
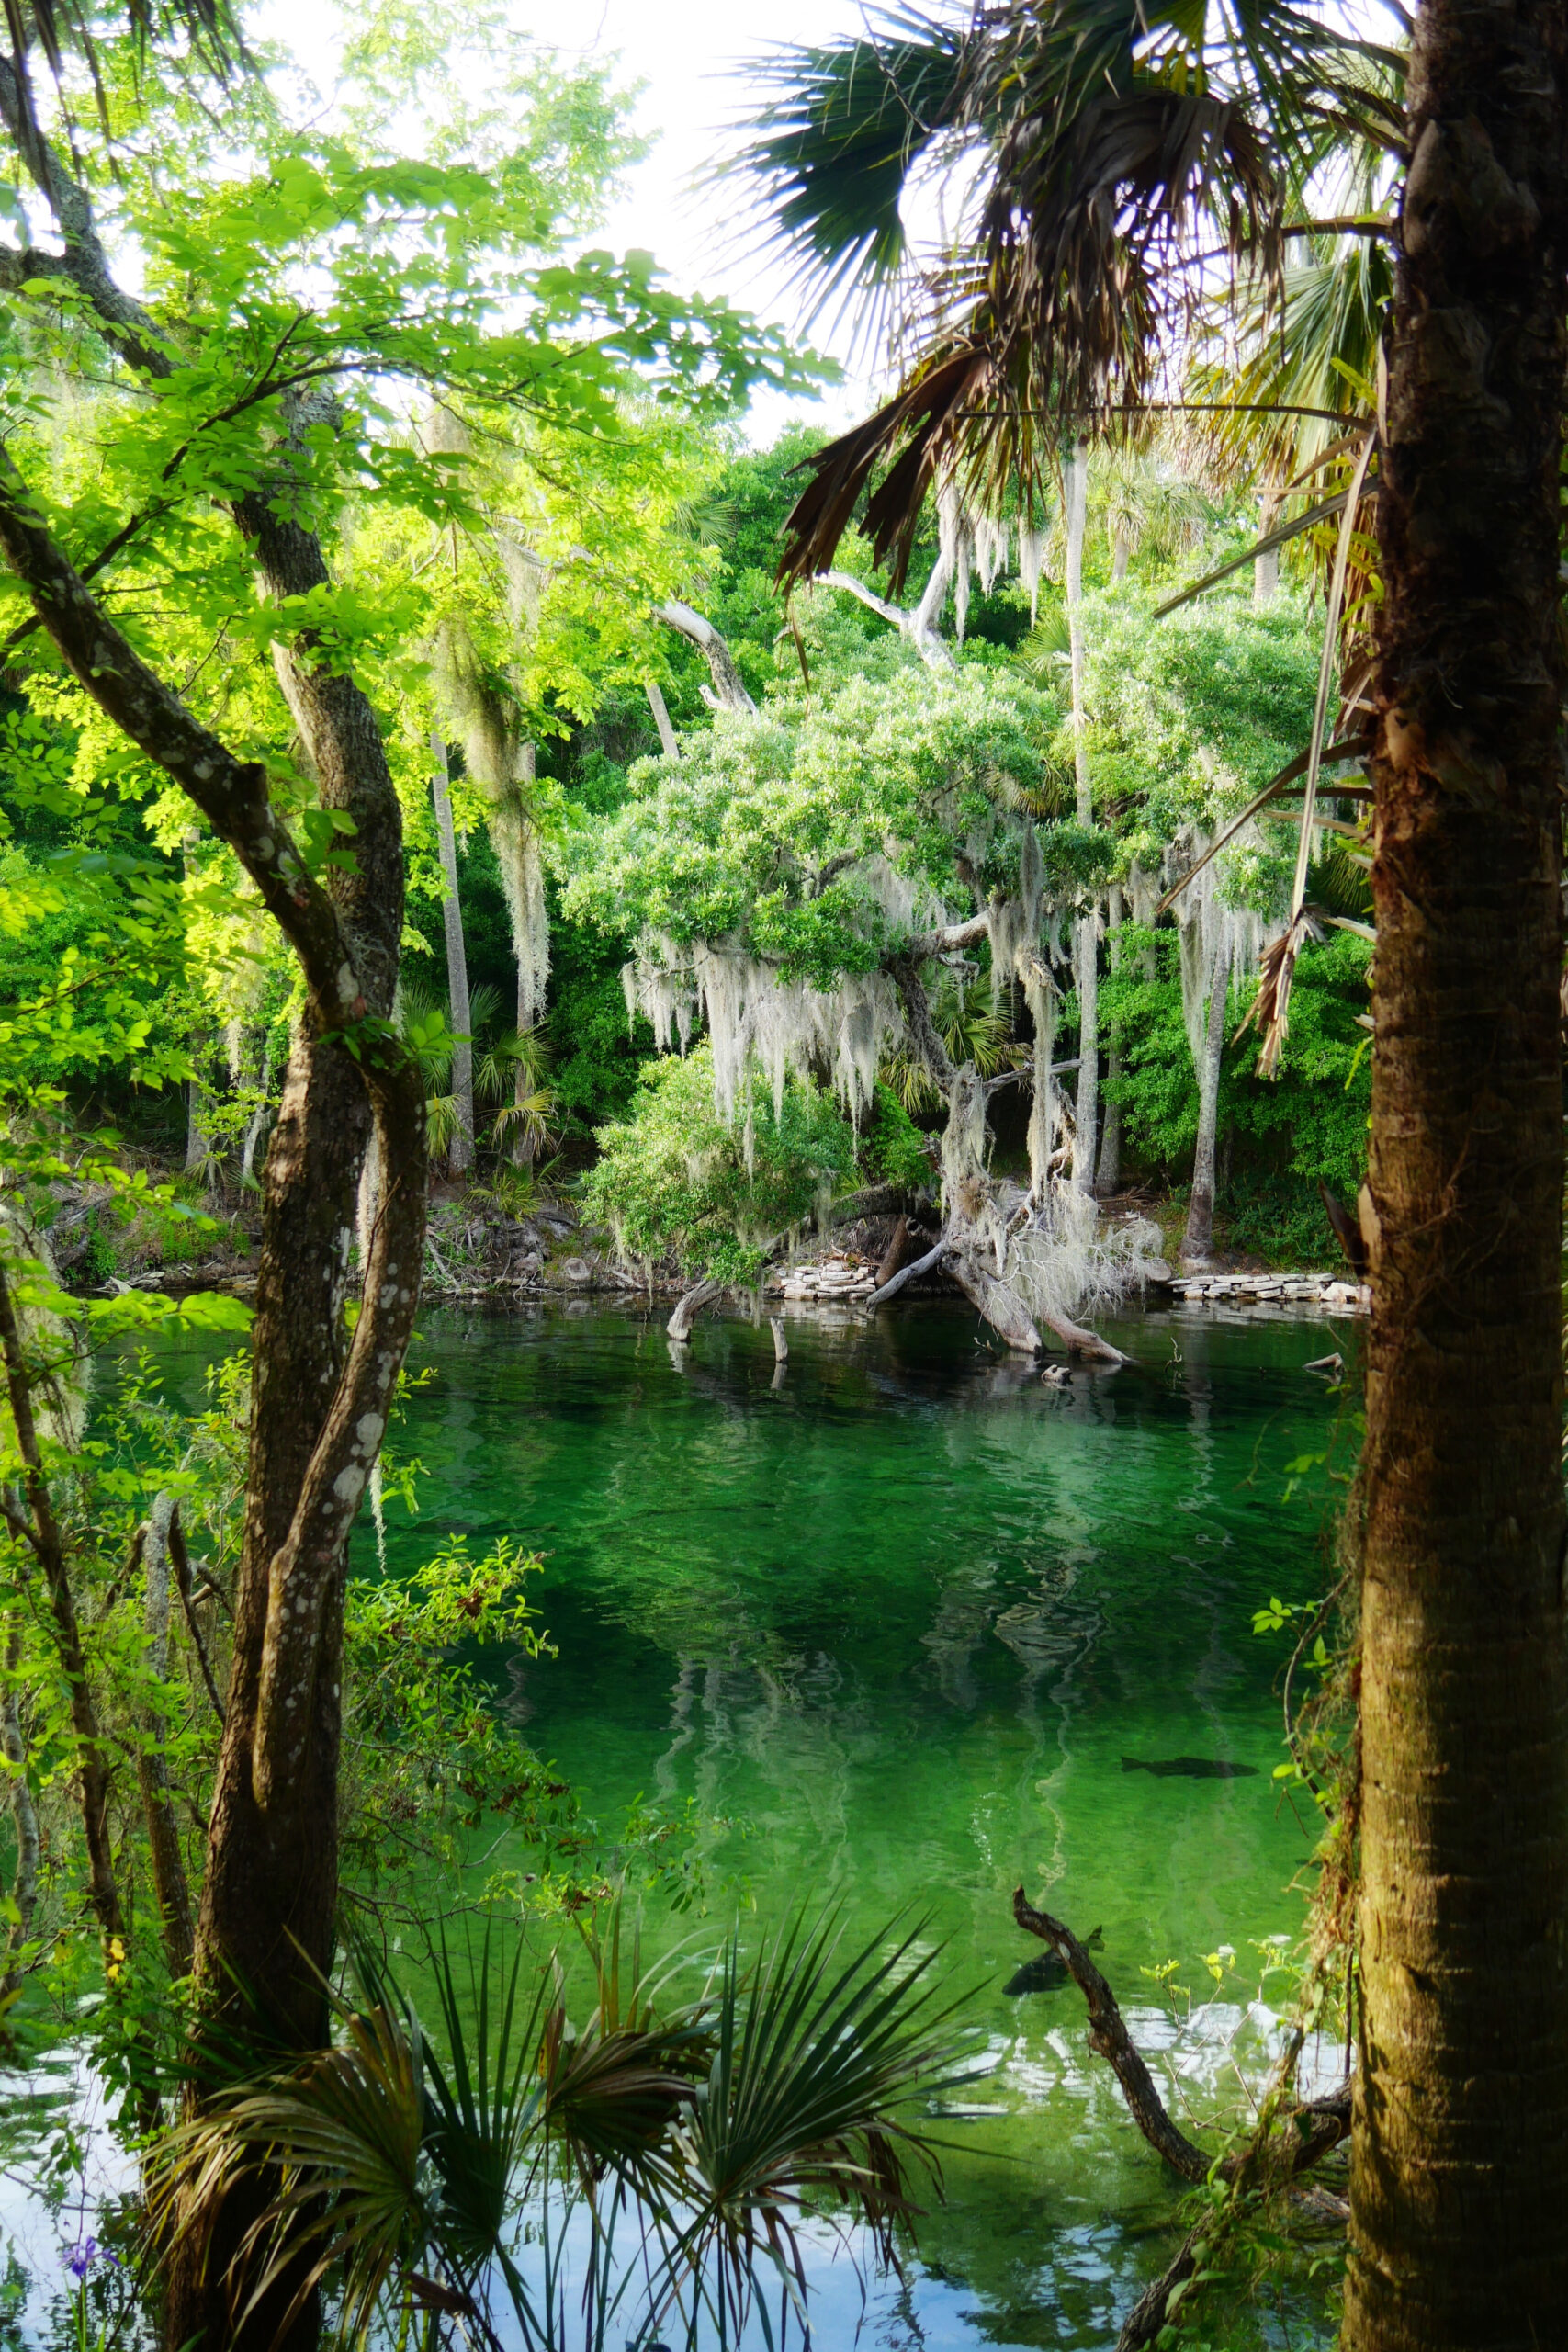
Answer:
[168,1504,225,1725]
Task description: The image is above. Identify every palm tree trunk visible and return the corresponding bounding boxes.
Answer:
[1065,438,1099,1188]
[429,730,474,1176]
[1179,955,1227,1266]
[1348,2,1568,2341]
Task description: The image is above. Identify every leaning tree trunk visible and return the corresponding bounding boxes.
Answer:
[429,730,474,1176]
[1064,439,1099,1187]
[1348,4,1568,2345]
[1179,952,1228,1266]
[0,91,427,2352]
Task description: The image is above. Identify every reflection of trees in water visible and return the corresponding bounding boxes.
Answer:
[654,1650,862,1866]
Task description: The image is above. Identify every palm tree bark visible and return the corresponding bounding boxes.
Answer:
[1065,439,1099,1187]
[1180,955,1228,1265]
[429,731,474,1175]
[1349,2,1568,2342]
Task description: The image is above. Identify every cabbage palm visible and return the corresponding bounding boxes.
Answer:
[155,1904,968,2351]
[739,0,1402,587]
[739,7,1568,2350]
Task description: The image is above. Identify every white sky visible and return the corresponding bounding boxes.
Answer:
[258,0,887,442]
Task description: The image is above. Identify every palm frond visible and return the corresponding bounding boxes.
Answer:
[670,1910,969,2337]
[736,14,971,324]
[741,0,1403,590]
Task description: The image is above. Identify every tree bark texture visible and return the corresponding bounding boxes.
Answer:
[1351,3,1568,2342]
[429,731,474,1173]
[657,601,759,713]
[1065,441,1099,1185]
[1180,956,1228,1265]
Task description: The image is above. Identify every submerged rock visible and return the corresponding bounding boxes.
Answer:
[1003,1926,1103,1996]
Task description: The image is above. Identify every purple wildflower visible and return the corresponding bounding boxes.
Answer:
[63,2236,121,2280]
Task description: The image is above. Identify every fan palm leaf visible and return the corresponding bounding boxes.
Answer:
[666,1910,969,2340]
[735,0,1404,588]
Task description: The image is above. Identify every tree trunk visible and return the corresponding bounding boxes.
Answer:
[657,601,759,713]
[1065,438,1099,1187]
[429,730,474,1175]
[667,1278,721,1340]
[1254,492,1280,606]
[0,1614,39,1999]
[0,117,426,2352]
[1180,954,1228,1267]
[1348,3,1568,2343]
[646,678,680,759]
[1098,883,1124,1194]
[136,1494,195,1982]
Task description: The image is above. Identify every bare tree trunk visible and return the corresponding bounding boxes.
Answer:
[1253,491,1280,606]
[1065,439,1099,1187]
[813,562,958,672]
[668,1279,721,1340]
[646,678,680,759]
[1180,955,1228,1266]
[429,730,474,1175]
[136,1494,195,1981]
[657,601,759,712]
[1348,2,1568,2342]
[1098,883,1124,1194]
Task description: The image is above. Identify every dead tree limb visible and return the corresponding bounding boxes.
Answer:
[1011,1889,1351,2187]
[1117,2234,1201,2351]
[1012,1889,1353,2347]
[866,1232,952,1310]
[667,1279,722,1341]
[1012,1890,1212,2180]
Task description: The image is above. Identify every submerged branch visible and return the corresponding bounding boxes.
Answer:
[1012,1891,1211,2180]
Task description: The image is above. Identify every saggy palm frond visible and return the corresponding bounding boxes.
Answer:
[739,0,1402,589]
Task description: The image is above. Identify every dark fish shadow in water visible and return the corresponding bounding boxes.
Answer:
[1003,1927,1103,1996]
[1121,1756,1260,1779]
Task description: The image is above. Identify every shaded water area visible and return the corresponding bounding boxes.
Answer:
[364,1297,1348,2350]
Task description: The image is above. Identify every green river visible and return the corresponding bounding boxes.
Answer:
[366,1296,1348,2350]
[2,1295,1348,2348]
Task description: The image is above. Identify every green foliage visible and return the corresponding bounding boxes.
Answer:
[857,1083,933,1189]
[562,665,1074,988]
[581,1046,856,1283]
[158,1902,968,2351]
[1103,925,1371,1226]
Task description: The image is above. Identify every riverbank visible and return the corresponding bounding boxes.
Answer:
[42,1167,1364,1317]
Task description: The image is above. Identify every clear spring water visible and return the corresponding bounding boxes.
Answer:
[359,1295,1351,2350]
